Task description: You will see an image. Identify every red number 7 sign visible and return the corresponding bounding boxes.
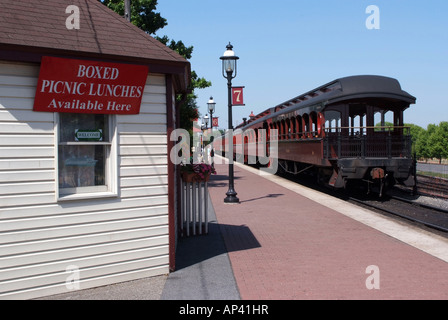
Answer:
[232,87,245,106]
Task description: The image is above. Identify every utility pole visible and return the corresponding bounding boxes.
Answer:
[124,0,131,22]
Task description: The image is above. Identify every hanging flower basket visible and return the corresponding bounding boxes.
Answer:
[181,171,210,183]
[180,162,216,183]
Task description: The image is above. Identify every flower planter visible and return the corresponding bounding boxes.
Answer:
[181,172,210,183]
[180,162,215,183]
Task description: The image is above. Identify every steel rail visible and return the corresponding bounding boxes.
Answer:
[348,196,448,234]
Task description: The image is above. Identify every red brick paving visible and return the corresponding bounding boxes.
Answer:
[208,162,448,300]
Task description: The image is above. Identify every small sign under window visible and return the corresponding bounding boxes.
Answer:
[75,129,103,142]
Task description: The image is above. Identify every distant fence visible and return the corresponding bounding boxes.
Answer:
[417,162,448,177]
[180,181,209,237]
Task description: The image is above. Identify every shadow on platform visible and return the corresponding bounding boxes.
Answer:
[208,174,243,188]
[174,222,261,271]
[240,193,284,204]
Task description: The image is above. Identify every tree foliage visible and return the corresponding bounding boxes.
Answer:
[407,123,425,156]
[409,122,448,163]
[375,121,448,163]
[155,35,193,59]
[155,35,211,137]
[98,0,211,133]
[98,0,167,34]
[427,122,448,163]
[155,35,212,94]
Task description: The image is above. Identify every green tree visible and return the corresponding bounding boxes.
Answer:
[406,123,425,158]
[98,0,167,34]
[155,35,211,135]
[375,121,393,131]
[155,35,211,93]
[414,127,429,160]
[98,0,211,133]
[428,122,448,164]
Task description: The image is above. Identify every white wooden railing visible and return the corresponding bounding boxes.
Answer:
[180,180,209,237]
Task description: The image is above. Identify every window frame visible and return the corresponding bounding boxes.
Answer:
[55,113,118,201]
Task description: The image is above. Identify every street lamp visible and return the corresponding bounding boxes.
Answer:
[207,97,216,168]
[202,115,209,159]
[203,114,209,129]
[207,96,216,129]
[220,43,240,203]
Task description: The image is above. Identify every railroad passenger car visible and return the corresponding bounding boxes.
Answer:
[214,75,416,195]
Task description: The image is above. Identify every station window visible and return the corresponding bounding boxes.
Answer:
[57,113,116,199]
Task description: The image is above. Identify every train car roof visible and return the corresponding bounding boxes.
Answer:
[329,75,416,104]
[241,75,416,129]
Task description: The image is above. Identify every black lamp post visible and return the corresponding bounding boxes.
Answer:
[207,96,216,131]
[207,97,216,166]
[203,114,209,129]
[202,115,209,158]
[220,43,240,203]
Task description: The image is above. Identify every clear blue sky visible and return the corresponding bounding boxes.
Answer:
[154,0,448,129]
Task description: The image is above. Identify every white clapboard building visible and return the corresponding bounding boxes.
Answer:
[0,0,190,299]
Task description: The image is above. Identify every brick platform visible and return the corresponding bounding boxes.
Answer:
[208,159,448,300]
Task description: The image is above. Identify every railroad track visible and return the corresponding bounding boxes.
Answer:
[347,194,448,234]
[416,174,448,199]
[277,170,448,236]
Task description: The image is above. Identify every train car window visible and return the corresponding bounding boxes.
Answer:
[317,112,325,138]
[310,112,318,137]
[280,120,285,140]
[324,111,341,134]
[296,116,303,138]
[284,120,288,140]
[302,114,310,138]
[291,117,297,139]
[285,119,290,140]
[374,110,394,131]
[278,121,281,139]
[351,115,363,136]
[374,111,383,130]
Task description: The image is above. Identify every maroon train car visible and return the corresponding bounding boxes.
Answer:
[216,75,416,195]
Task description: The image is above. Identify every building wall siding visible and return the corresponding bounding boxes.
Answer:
[0,61,170,299]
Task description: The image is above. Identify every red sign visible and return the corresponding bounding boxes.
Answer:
[212,117,219,128]
[232,87,245,106]
[33,56,148,115]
